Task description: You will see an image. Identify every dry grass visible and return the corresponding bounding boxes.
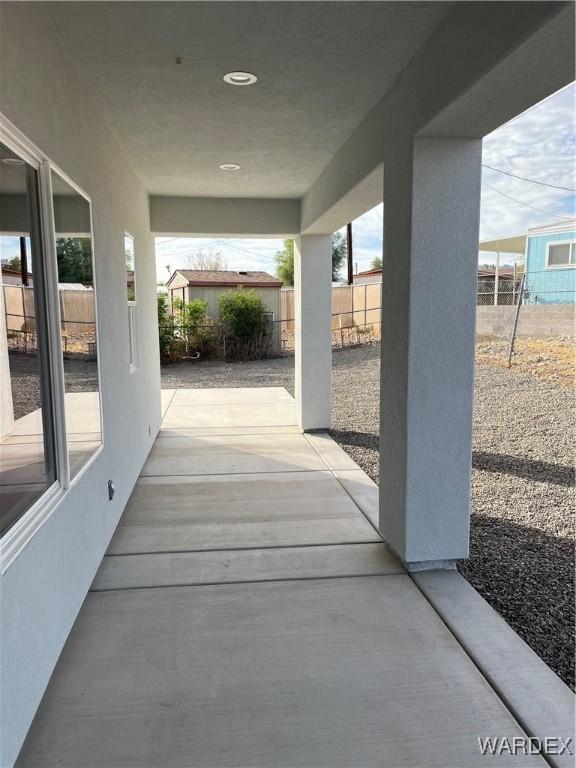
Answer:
[476,336,575,389]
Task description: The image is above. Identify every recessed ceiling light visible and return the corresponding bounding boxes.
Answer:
[219,163,241,171]
[223,71,257,86]
[2,157,25,165]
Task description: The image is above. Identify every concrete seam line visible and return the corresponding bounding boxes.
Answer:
[138,468,328,479]
[89,571,407,593]
[100,540,382,558]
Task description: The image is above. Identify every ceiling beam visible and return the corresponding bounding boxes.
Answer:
[149,195,300,237]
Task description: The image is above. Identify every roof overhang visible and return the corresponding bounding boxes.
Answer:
[184,281,282,288]
[479,234,527,254]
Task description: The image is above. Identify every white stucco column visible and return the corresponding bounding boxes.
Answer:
[379,137,482,570]
[294,235,332,431]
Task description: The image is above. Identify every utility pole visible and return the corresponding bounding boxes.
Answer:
[19,237,28,286]
[346,222,353,285]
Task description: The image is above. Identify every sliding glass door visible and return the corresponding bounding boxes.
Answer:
[0,142,56,535]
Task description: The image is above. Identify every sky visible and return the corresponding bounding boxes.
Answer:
[156,82,575,281]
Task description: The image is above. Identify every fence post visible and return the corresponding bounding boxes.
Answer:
[507,272,526,367]
[494,250,500,306]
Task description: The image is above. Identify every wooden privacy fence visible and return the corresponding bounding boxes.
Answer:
[280,282,382,328]
[3,284,96,358]
[4,285,95,333]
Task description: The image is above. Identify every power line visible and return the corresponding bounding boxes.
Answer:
[482,182,575,221]
[482,164,576,192]
[213,239,277,264]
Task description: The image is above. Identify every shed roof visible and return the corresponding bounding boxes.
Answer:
[167,269,283,289]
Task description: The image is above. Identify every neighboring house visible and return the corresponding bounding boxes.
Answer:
[0,266,33,286]
[352,267,382,285]
[165,269,283,320]
[476,266,519,305]
[353,264,526,305]
[480,220,576,305]
[525,221,575,304]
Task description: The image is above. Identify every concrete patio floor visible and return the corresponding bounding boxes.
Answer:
[16,388,551,767]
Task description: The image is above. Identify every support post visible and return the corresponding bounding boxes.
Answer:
[19,236,28,286]
[379,137,482,569]
[294,235,332,431]
[346,222,353,286]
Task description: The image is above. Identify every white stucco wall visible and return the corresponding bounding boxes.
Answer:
[0,5,161,765]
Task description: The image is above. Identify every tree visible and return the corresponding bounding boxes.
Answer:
[274,239,295,286]
[274,235,347,287]
[8,256,21,271]
[185,249,228,271]
[331,232,346,282]
[370,255,383,270]
[56,238,93,285]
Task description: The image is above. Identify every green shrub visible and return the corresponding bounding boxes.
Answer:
[172,297,208,333]
[218,289,267,339]
[157,293,175,360]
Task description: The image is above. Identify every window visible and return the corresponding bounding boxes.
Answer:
[0,122,104,557]
[125,233,138,370]
[51,170,102,480]
[0,142,56,535]
[546,241,575,268]
[125,233,136,303]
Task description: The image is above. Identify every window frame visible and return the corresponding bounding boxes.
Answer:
[0,113,104,572]
[545,239,576,269]
[49,164,104,481]
[124,231,139,373]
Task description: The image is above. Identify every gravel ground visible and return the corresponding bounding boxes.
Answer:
[161,344,575,689]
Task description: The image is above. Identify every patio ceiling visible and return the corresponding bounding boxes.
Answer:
[43,1,452,198]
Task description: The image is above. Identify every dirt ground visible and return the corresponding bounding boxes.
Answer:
[476,336,575,388]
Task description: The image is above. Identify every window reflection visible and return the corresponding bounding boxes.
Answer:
[52,171,102,477]
[0,143,56,534]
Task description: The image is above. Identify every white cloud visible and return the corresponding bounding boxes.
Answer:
[480,83,575,242]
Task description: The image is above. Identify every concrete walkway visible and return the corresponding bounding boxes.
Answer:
[17,388,546,767]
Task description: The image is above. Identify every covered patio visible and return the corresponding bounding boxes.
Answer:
[15,387,562,767]
[1,2,574,766]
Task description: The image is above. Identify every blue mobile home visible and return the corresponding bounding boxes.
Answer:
[480,220,576,305]
[524,221,576,304]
